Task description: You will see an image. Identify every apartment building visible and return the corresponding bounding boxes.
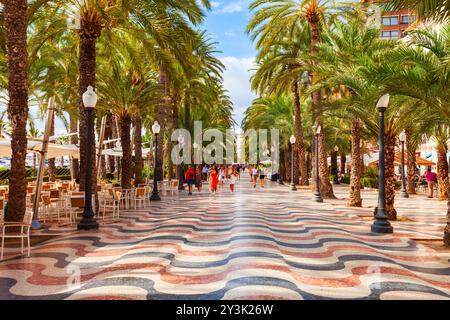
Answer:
[362,0,416,39]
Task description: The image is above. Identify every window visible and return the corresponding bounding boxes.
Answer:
[382,16,399,26]
[401,15,409,24]
[381,30,399,39]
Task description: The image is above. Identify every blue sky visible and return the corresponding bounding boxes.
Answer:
[202,0,257,129]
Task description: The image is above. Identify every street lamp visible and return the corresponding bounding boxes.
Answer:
[333,145,340,184]
[150,121,161,201]
[399,130,409,198]
[289,135,297,191]
[371,94,393,234]
[312,123,323,202]
[78,86,99,230]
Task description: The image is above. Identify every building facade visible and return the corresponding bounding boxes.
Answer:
[363,0,416,39]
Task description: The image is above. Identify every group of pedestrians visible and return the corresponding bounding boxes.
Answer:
[250,165,266,188]
[184,164,242,195]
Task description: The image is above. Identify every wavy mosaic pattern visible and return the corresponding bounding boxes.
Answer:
[0,178,449,300]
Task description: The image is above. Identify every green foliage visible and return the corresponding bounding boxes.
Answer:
[361,177,378,189]
[341,176,350,184]
[364,166,378,179]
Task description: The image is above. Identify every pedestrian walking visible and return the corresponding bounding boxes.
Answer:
[210,166,219,193]
[202,165,208,182]
[259,165,266,188]
[229,168,238,193]
[195,165,203,192]
[251,166,258,188]
[424,167,437,198]
[185,165,195,195]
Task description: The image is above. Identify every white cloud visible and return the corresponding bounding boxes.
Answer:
[220,56,256,127]
[212,0,246,14]
[223,30,237,37]
[210,1,221,8]
[222,2,243,13]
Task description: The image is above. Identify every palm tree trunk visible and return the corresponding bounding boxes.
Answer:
[166,102,174,180]
[133,113,143,186]
[119,113,132,189]
[385,134,397,220]
[340,151,346,177]
[284,145,291,182]
[292,80,307,185]
[173,96,180,182]
[70,114,79,180]
[359,141,365,176]
[308,17,335,198]
[444,186,450,246]
[405,128,416,194]
[109,114,119,176]
[4,0,29,222]
[279,147,285,181]
[78,17,101,192]
[318,121,335,199]
[437,144,449,200]
[48,117,56,181]
[104,114,113,175]
[155,70,167,181]
[184,98,190,132]
[348,118,362,207]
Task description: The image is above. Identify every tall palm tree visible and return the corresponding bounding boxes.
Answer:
[2,0,29,221]
[248,22,310,185]
[248,0,337,191]
[314,13,393,206]
[97,38,158,188]
[387,22,450,242]
[243,95,312,181]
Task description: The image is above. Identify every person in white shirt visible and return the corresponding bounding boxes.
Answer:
[259,165,266,188]
[251,166,258,188]
[229,169,238,193]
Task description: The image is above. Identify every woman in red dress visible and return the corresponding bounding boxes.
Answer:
[210,166,219,193]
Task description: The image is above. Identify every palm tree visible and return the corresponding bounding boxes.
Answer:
[97,38,158,188]
[247,0,337,190]
[247,22,310,185]
[314,13,394,206]
[27,119,42,170]
[2,0,29,221]
[386,0,450,21]
[242,95,312,181]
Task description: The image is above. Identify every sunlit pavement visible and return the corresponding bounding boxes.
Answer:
[0,176,449,300]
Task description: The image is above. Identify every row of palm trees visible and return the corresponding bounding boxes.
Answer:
[243,0,450,245]
[1,1,234,222]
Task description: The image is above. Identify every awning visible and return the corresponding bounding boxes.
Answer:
[367,151,435,167]
[0,139,79,158]
[102,147,152,158]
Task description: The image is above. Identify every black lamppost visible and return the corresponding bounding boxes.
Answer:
[371,94,393,234]
[289,135,297,191]
[150,121,161,201]
[312,123,323,202]
[178,135,185,191]
[399,130,409,198]
[333,145,340,184]
[78,86,99,230]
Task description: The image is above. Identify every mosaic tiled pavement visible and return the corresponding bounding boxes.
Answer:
[0,177,449,300]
